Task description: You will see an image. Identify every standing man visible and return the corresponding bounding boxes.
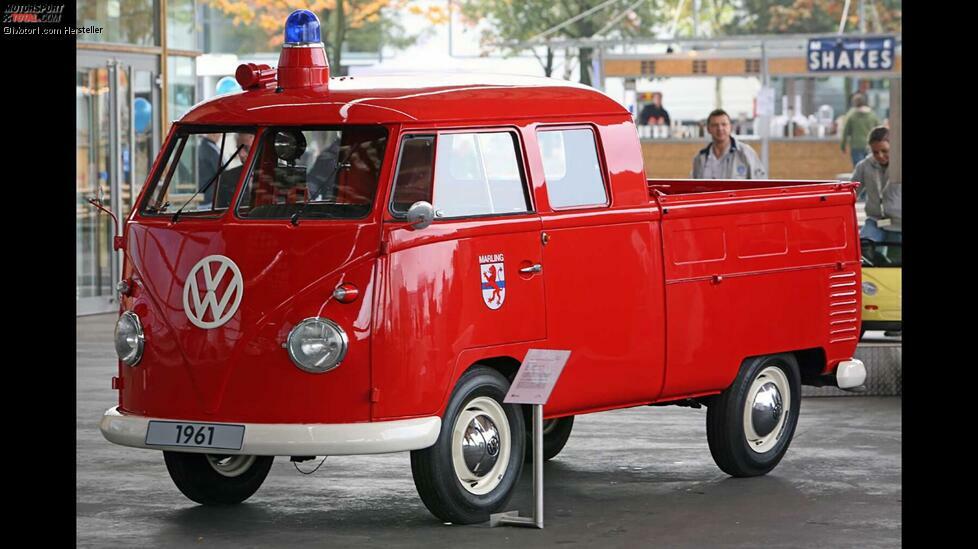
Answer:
[840,93,880,168]
[691,109,766,179]
[853,126,900,243]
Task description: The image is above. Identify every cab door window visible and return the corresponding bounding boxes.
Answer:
[390,131,530,219]
[536,128,608,209]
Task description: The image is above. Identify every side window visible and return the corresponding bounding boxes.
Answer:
[537,128,608,208]
[391,131,531,218]
[390,136,435,215]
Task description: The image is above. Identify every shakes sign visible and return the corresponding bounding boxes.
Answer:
[807,36,896,72]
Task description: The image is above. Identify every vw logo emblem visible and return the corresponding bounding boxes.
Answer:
[486,435,500,457]
[182,255,244,329]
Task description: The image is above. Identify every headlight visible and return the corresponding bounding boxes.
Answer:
[287,317,348,373]
[114,312,144,366]
[862,282,878,296]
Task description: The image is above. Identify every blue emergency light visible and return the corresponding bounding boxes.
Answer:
[284,10,322,45]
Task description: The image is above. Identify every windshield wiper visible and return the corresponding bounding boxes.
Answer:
[290,158,352,226]
[171,142,244,223]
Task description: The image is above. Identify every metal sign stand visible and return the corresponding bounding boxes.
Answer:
[490,403,545,528]
[488,349,571,530]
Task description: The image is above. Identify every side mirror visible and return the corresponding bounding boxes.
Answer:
[406,201,434,230]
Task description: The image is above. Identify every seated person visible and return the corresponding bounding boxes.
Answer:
[306,139,341,201]
[213,133,255,209]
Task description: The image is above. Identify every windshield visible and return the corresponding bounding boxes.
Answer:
[236,126,388,220]
[140,128,256,217]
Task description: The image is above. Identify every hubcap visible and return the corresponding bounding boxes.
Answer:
[461,414,501,477]
[751,382,783,437]
[452,396,511,495]
[206,454,256,478]
[742,366,791,454]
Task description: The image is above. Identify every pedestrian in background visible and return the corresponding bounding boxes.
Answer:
[639,92,671,127]
[691,109,766,179]
[854,126,900,243]
[840,93,880,168]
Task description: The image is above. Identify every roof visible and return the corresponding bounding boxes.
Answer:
[179,73,629,126]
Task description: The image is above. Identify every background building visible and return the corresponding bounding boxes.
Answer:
[76,0,201,314]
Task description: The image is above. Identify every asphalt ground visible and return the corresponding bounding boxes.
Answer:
[78,313,902,547]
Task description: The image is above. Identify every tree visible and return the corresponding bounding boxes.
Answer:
[459,0,672,86]
[205,0,447,72]
[723,0,901,35]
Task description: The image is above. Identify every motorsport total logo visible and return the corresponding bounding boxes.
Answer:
[3,3,102,35]
[2,3,63,23]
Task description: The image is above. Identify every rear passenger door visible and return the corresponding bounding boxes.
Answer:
[373,128,547,419]
[533,126,665,416]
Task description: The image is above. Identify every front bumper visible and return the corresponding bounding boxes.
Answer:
[99,407,441,456]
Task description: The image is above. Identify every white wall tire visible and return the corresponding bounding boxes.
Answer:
[451,396,511,495]
[163,452,273,505]
[411,366,525,524]
[742,366,791,454]
[706,354,801,477]
[206,455,258,478]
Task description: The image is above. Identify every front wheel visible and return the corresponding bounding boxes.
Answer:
[706,353,801,477]
[163,452,274,505]
[411,366,525,524]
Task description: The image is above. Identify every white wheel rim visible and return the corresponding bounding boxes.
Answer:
[206,454,256,478]
[742,366,791,454]
[451,396,511,495]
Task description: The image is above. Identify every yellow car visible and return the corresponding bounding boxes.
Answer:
[860,239,902,339]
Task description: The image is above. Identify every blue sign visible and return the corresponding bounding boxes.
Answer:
[807,36,895,72]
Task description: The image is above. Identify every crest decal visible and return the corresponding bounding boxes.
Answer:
[479,253,506,310]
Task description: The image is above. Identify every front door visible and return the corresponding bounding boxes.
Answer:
[373,128,547,420]
[76,53,160,315]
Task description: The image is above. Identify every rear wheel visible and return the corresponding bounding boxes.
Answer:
[524,415,574,462]
[163,452,274,505]
[411,366,525,524]
[706,353,801,477]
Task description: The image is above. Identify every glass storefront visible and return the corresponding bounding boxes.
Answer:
[76,0,192,314]
[77,0,159,46]
[77,54,163,315]
[167,56,196,121]
[76,66,115,304]
[167,0,196,50]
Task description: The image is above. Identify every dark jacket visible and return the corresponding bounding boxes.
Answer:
[197,137,222,205]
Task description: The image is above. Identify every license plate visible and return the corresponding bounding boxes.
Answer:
[145,421,245,450]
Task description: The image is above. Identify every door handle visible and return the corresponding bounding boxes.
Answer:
[520,263,543,274]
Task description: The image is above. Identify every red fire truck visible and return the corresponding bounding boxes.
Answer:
[99,10,867,525]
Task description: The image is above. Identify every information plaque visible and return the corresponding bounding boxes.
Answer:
[491,349,571,529]
[504,349,571,405]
